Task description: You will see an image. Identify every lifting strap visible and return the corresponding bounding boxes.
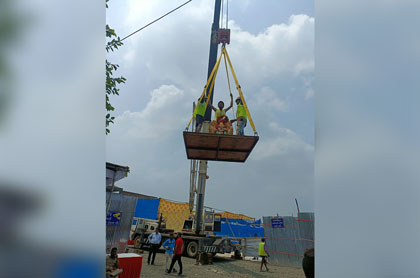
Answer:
[223,51,235,128]
[222,47,257,135]
[186,52,223,130]
[186,46,257,135]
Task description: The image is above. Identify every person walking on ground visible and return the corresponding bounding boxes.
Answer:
[230,97,247,136]
[166,232,183,276]
[162,233,177,273]
[147,228,162,265]
[259,238,270,272]
[302,247,314,278]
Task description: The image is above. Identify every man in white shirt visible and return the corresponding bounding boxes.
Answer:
[147,228,162,265]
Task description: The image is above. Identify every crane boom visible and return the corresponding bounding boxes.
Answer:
[193,0,221,234]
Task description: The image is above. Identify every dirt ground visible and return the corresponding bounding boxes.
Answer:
[139,252,305,278]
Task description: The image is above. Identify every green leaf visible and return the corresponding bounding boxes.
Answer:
[105,15,126,135]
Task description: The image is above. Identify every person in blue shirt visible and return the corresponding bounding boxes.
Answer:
[147,228,162,265]
[162,233,177,273]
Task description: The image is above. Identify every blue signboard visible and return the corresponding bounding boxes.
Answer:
[271,218,284,228]
[106,211,122,226]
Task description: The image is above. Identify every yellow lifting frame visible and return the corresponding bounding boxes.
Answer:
[186,46,257,135]
[222,47,257,134]
[186,52,223,130]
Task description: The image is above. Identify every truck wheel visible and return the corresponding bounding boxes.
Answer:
[186,241,199,258]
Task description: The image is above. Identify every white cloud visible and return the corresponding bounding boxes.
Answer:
[112,12,314,95]
[123,49,136,65]
[114,85,189,140]
[305,88,314,100]
[252,122,314,160]
[256,86,288,112]
[294,59,315,76]
[227,14,314,85]
[124,0,213,30]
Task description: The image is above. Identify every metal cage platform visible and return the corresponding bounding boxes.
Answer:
[183,132,259,162]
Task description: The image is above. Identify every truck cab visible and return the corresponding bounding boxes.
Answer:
[130,217,173,249]
[129,212,234,259]
[182,211,222,234]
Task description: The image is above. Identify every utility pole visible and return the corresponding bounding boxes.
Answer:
[194,0,221,234]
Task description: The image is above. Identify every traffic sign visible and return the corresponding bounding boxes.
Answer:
[106,211,122,226]
[271,218,284,228]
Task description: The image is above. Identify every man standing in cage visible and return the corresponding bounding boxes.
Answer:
[230,97,247,136]
[194,97,207,133]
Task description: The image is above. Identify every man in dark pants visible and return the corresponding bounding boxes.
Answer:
[259,238,270,272]
[302,247,314,278]
[194,97,206,133]
[167,232,183,275]
[147,228,162,265]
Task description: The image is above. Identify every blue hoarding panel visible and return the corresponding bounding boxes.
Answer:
[134,198,160,220]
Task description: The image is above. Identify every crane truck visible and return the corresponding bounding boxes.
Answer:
[129,209,237,258]
[129,0,241,259]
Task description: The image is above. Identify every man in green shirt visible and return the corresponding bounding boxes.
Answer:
[230,97,247,135]
[209,93,233,122]
[258,238,270,272]
[194,97,207,133]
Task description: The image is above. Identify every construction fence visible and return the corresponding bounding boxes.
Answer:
[246,213,314,268]
[241,237,261,258]
[106,193,264,253]
[106,192,314,268]
[106,192,137,253]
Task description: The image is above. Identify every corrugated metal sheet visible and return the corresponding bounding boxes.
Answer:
[242,238,260,258]
[262,213,314,268]
[106,192,137,253]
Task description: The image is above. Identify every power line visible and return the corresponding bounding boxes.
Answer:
[108,0,192,48]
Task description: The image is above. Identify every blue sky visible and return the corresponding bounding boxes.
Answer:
[106,0,314,218]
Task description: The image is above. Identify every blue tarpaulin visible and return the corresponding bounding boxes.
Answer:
[215,219,264,240]
[134,198,160,220]
[220,218,262,226]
